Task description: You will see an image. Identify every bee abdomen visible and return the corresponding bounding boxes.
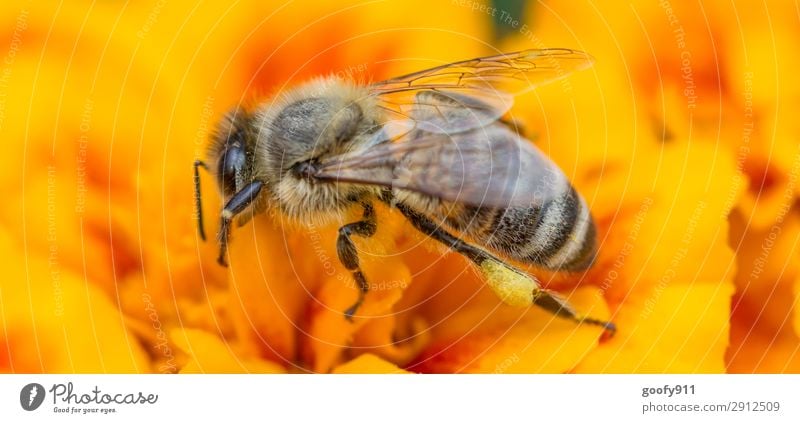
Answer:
[472,185,596,271]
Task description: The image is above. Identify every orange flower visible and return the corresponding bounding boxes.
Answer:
[508,0,800,373]
[0,0,485,373]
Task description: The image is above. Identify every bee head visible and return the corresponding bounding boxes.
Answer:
[209,109,257,198]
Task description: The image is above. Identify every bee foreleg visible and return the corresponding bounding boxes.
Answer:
[216,180,264,267]
[337,203,377,321]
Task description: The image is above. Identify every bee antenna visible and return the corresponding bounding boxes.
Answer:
[193,160,209,241]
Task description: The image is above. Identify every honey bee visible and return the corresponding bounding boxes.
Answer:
[194,49,615,334]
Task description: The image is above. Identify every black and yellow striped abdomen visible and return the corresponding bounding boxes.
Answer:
[430,184,597,271]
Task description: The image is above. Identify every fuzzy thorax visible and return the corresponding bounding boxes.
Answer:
[272,176,372,227]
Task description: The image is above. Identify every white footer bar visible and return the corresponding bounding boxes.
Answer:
[0,374,796,422]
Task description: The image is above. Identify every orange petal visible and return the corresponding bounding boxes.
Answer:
[302,250,412,372]
[795,274,800,341]
[727,212,800,372]
[227,217,328,364]
[351,316,430,366]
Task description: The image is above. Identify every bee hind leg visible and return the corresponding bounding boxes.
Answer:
[394,202,494,264]
[533,290,617,336]
[395,201,616,337]
[337,203,377,321]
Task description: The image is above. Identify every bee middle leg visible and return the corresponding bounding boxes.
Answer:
[336,203,377,321]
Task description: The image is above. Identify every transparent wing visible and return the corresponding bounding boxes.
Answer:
[312,124,569,208]
[370,48,594,135]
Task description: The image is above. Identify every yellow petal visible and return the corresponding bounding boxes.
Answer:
[0,234,149,372]
[332,354,410,374]
[575,283,733,373]
[171,328,284,374]
[411,287,610,373]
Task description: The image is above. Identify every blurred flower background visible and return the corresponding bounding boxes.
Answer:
[0,0,798,373]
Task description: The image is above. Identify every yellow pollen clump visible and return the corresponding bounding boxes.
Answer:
[479,259,537,307]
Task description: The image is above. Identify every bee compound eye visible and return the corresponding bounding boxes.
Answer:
[218,146,246,195]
